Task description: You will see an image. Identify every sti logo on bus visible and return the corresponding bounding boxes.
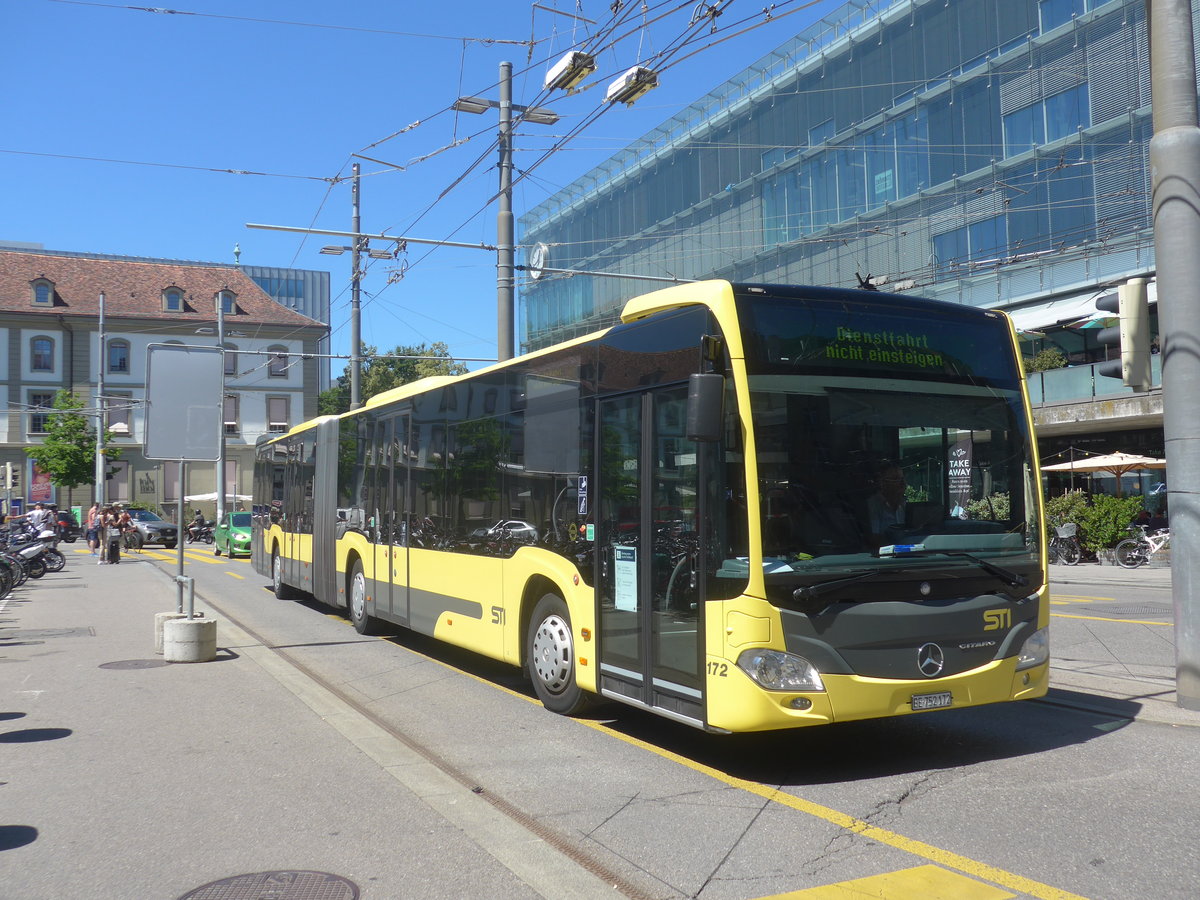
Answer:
[983,608,1012,631]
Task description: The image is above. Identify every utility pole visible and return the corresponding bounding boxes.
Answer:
[1149,0,1200,709]
[497,61,515,361]
[453,63,557,362]
[95,290,106,507]
[350,161,363,409]
[215,293,226,523]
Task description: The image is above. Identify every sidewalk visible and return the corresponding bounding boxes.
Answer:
[1047,561,1200,728]
[0,553,609,900]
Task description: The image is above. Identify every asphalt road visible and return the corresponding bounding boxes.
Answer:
[6,546,1197,900]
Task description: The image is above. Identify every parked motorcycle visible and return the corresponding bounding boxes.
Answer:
[5,522,65,574]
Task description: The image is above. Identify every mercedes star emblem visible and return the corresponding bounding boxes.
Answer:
[917,642,945,677]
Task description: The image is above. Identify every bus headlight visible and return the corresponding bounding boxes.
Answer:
[736,649,825,692]
[1016,628,1049,670]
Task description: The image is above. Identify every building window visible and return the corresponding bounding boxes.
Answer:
[932,214,1009,273]
[267,347,288,377]
[108,339,130,374]
[1004,84,1089,157]
[29,391,55,434]
[224,395,240,436]
[223,343,238,377]
[1044,83,1090,143]
[31,336,54,372]
[105,393,132,437]
[219,290,237,315]
[267,396,290,433]
[31,279,54,307]
[1040,0,1091,33]
[163,288,184,312]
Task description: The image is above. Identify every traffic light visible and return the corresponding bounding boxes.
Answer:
[3,462,16,491]
[1096,277,1151,392]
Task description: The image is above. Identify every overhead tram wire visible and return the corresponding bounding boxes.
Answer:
[328,2,832,334]
[48,0,538,45]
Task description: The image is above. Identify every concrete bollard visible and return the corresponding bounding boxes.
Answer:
[154,612,188,655]
[163,617,217,663]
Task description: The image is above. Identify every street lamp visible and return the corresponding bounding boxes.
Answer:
[454,60,559,361]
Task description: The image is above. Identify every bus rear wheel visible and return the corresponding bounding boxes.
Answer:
[347,559,377,635]
[527,593,590,715]
[272,548,295,600]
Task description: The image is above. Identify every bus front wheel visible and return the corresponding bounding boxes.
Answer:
[527,593,590,715]
[347,559,377,635]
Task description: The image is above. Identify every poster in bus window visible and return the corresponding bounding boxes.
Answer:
[948,438,973,518]
[614,546,637,611]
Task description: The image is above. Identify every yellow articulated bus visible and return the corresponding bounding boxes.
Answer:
[253,280,1048,733]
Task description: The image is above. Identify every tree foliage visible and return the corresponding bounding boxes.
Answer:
[1026,347,1067,372]
[318,342,467,416]
[24,390,123,489]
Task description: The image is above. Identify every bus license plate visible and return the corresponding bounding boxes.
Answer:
[911,691,952,711]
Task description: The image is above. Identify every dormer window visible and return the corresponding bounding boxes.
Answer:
[31,279,54,307]
[219,290,237,315]
[163,288,184,312]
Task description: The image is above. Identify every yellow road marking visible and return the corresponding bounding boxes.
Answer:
[1051,595,1115,603]
[404,651,1085,899]
[140,548,227,565]
[1052,612,1170,626]
[167,557,1084,900]
[225,571,245,580]
[763,864,1016,899]
[573,721,1087,899]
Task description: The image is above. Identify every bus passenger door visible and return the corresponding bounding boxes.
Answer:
[387,413,411,626]
[597,387,704,725]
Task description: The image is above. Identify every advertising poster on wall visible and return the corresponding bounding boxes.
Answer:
[948,438,973,517]
[30,463,53,505]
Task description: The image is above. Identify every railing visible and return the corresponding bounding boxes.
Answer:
[1026,355,1163,405]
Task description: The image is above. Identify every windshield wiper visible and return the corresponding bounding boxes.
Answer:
[879,546,1028,589]
[792,569,881,602]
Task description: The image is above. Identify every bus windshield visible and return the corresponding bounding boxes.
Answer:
[738,290,1039,596]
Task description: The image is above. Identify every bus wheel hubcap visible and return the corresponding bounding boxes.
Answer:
[532,614,571,693]
[351,574,365,619]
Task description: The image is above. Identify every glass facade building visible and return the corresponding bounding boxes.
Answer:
[520,0,1171,355]
[241,264,331,392]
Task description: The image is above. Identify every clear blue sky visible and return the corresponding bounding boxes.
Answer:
[5,0,843,376]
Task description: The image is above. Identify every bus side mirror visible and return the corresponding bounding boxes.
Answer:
[686,373,724,442]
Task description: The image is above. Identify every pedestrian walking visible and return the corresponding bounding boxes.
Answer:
[103,506,123,565]
[85,502,100,556]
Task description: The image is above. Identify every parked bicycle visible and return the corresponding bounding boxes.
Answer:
[1048,522,1082,566]
[1114,524,1171,569]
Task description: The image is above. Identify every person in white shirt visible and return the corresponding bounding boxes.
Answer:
[27,502,54,533]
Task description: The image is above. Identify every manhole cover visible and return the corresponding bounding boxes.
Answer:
[1102,605,1172,618]
[99,659,170,670]
[3,627,95,640]
[178,871,359,900]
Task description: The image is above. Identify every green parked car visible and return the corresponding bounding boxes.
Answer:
[213,511,252,558]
